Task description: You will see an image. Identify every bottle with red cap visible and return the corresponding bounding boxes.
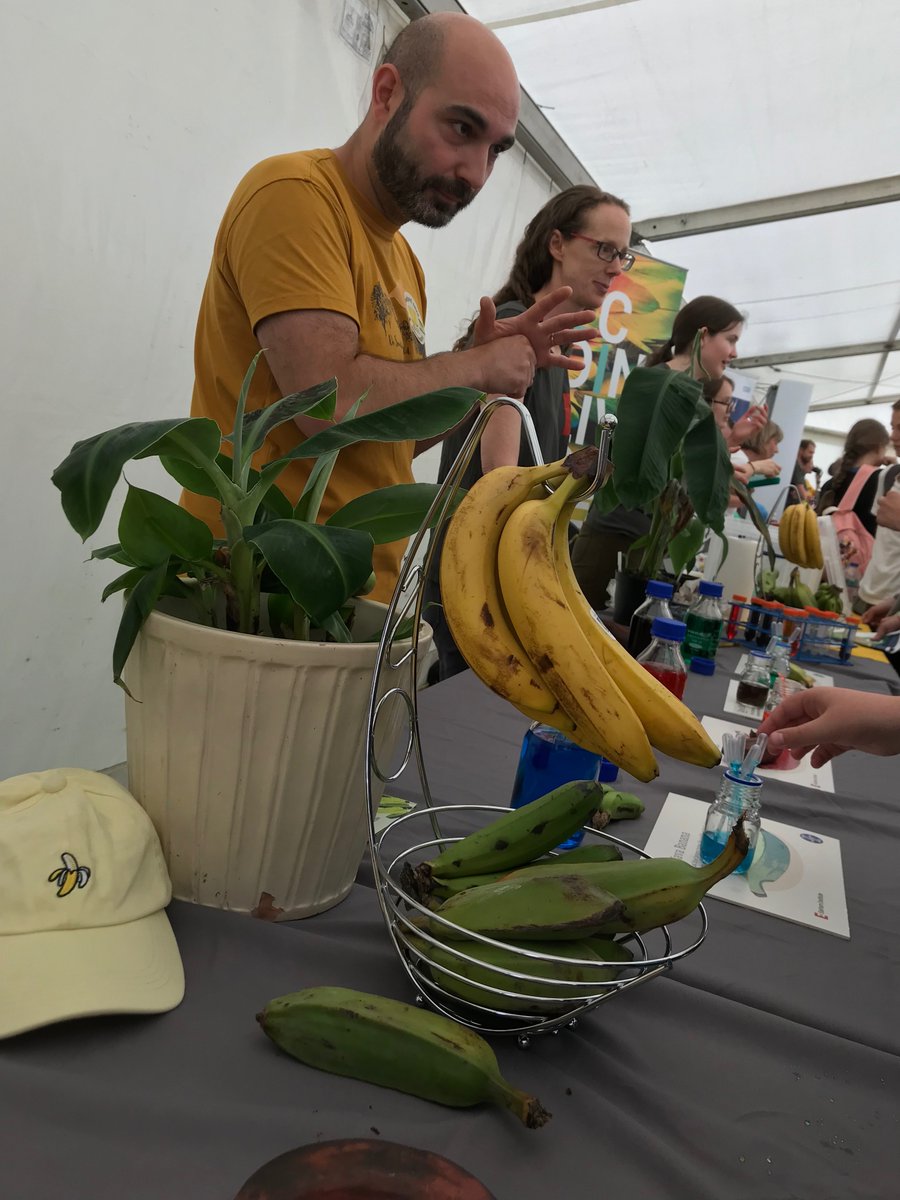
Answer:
[636,617,688,699]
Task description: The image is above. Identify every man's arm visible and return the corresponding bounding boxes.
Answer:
[257,289,596,438]
[256,308,530,436]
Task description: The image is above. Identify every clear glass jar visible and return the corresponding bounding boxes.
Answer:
[509,723,607,850]
[700,771,763,875]
[736,649,771,710]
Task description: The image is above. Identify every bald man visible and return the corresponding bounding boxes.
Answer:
[186,13,593,599]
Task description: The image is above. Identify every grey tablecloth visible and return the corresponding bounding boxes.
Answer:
[3,651,899,1199]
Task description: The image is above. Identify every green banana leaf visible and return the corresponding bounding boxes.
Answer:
[668,514,706,577]
[612,367,701,508]
[53,417,223,540]
[682,409,732,533]
[243,519,374,625]
[118,485,214,567]
[326,483,462,545]
[234,378,338,467]
[112,560,170,690]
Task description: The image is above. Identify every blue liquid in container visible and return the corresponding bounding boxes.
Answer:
[510,725,619,850]
[700,830,751,875]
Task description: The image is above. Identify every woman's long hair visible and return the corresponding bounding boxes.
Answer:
[827,418,890,492]
[645,295,744,368]
[453,185,630,351]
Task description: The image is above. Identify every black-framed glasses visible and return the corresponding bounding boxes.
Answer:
[569,233,636,271]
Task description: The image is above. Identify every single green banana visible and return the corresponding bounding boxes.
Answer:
[598,787,645,821]
[407,934,633,1013]
[431,873,625,941]
[257,987,550,1128]
[503,818,749,934]
[414,779,602,886]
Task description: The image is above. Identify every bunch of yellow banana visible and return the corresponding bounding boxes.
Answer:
[779,502,824,569]
[440,452,721,781]
[257,986,550,1127]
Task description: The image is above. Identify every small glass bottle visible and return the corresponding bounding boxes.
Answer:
[636,617,688,699]
[509,723,605,850]
[769,639,792,689]
[627,580,674,658]
[700,771,763,875]
[683,581,724,663]
[736,648,771,709]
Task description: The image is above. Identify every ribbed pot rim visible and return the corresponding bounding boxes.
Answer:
[138,599,427,667]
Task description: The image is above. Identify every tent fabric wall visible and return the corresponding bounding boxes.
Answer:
[0,0,556,776]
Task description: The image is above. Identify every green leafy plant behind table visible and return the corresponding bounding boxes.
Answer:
[52,352,479,689]
[591,355,774,581]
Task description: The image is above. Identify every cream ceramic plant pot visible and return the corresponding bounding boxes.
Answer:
[123,598,429,920]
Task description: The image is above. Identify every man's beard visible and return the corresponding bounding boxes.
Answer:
[372,101,475,228]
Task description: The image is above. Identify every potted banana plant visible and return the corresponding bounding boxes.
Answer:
[593,354,773,623]
[52,354,478,920]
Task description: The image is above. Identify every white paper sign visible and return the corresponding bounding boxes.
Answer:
[701,715,835,793]
[643,792,849,938]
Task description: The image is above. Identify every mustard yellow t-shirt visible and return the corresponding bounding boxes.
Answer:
[184,149,427,602]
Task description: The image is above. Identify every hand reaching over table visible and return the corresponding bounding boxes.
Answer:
[765,687,900,767]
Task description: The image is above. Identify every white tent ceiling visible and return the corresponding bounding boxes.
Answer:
[459,0,900,431]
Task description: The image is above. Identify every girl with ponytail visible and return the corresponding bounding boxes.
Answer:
[571,294,749,610]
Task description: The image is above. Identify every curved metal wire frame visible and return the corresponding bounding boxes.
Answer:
[363,398,708,1039]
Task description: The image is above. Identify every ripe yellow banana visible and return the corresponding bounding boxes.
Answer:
[551,501,721,769]
[780,503,803,566]
[407,934,633,1013]
[795,501,811,566]
[804,505,824,569]
[503,816,749,934]
[257,986,550,1127]
[439,461,565,717]
[497,471,658,781]
[432,872,625,941]
[415,778,602,882]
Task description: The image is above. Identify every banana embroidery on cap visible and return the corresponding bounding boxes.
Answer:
[48,852,91,897]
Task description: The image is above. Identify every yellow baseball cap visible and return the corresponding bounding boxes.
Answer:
[0,767,185,1038]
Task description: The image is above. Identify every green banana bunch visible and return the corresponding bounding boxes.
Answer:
[431,873,625,941]
[598,787,645,821]
[814,582,843,614]
[501,817,749,935]
[407,934,633,1014]
[257,987,551,1128]
[413,779,601,887]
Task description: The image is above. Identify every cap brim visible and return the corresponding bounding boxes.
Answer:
[0,909,185,1039]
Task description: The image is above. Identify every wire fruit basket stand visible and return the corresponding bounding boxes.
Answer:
[363,399,709,1043]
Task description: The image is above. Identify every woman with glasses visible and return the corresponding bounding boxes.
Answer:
[424,184,633,681]
[571,295,753,611]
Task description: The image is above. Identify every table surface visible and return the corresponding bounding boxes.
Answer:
[3,647,899,1200]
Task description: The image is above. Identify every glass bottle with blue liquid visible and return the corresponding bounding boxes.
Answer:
[699,771,763,875]
[509,722,618,850]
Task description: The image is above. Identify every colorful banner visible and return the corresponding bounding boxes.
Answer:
[568,252,687,446]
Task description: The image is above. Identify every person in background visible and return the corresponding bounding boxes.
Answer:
[741,419,783,481]
[570,295,757,610]
[786,438,817,505]
[815,418,891,538]
[424,184,633,680]
[764,688,900,767]
[182,12,594,602]
[859,400,900,610]
[704,375,752,488]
